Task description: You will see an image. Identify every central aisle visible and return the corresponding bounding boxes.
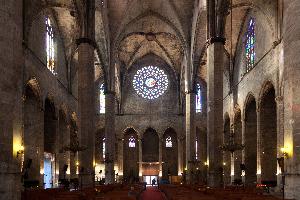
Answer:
[140,187,166,200]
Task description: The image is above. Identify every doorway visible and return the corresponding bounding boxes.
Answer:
[143,175,158,186]
[44,153,54,189]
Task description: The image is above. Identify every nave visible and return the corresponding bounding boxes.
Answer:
[2,0,300,199]
[21,183,284,200]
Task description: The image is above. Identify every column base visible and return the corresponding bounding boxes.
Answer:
[207,170,223,187]
[79,174,94,188]
[105,163,115,184]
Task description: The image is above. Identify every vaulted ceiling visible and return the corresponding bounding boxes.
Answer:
[106,0,195,75]
[24,0,277,84]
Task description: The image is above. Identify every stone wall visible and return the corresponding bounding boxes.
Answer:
[0,2,79,199]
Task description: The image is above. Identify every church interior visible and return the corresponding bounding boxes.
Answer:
[1,0,300,200]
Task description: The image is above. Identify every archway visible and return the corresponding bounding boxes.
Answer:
[44,98,57,188]
[123,128,139,183]
[223,114,231,185]
[162,128,178,180]
[260,84,277,184]
[142,128,159,162]
[24,85,43,183]
[233,109,242,182]
[245,95,257,185]
[142,128,159,184]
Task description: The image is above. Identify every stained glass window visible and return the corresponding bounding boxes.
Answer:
[46,17,56,74]
[196,83,202,113]
[166,136,172,148]
[245,18,255,73]
[99,83,105,114]
[129,136,136,148]
[102,138,105,160]
[133,66,168,100]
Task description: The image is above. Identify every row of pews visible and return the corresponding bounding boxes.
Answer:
[160,184,283,200]
[21,184,145,200]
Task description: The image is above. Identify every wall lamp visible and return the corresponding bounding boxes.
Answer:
[280,146,290,158]
[16,145,24,158]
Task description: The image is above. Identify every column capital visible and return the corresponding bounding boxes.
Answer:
[206,37,226,46]
[76,37,97,48]
[275,96,284,104]
[256,107,260,113]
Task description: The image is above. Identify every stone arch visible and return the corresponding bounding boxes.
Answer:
[123,128,139,182]
[258,80,276,104]
[123,126,140,139]
[115,10,187,54]
[244,93,257,185]
[259,82,277,183]
[142,127,159,162]
[162,127,178,179]
[25,77,43,107]
[23,82,43,182]
[223,113,231,185]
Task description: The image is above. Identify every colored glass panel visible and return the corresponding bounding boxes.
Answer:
[133,66,169,100]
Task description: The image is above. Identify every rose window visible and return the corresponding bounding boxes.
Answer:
[132,66,169,100]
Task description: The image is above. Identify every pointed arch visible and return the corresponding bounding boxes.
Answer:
[244,93,257,185]
[259,82,277,183]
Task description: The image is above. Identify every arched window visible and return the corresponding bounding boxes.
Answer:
[244,18,256,73]
[102,138,105,160]
[46,17,56,74]
[166,136,172,148]
[129,136,136,148]
[99,83,105,114]
[196,83,202,113]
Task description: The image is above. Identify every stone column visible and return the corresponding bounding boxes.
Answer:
[159,136,163,177]
[118,138,123,179]
[77,40,95,187]
[230,153,234,184]
[70,128,78,179]
[275,96,284,188]
[105,92,116,184]
[282,2,300,195]
[241,116,246,183]
[138,137,142,179]
[177,137,183,176]
[256,107,261,184]
[0,1,23,200]
[207,38,225,187]
[185,92,196,183]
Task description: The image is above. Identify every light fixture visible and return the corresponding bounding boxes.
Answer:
[281,146,290,158]
[16,145,24,158]
[220,125,244,154]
